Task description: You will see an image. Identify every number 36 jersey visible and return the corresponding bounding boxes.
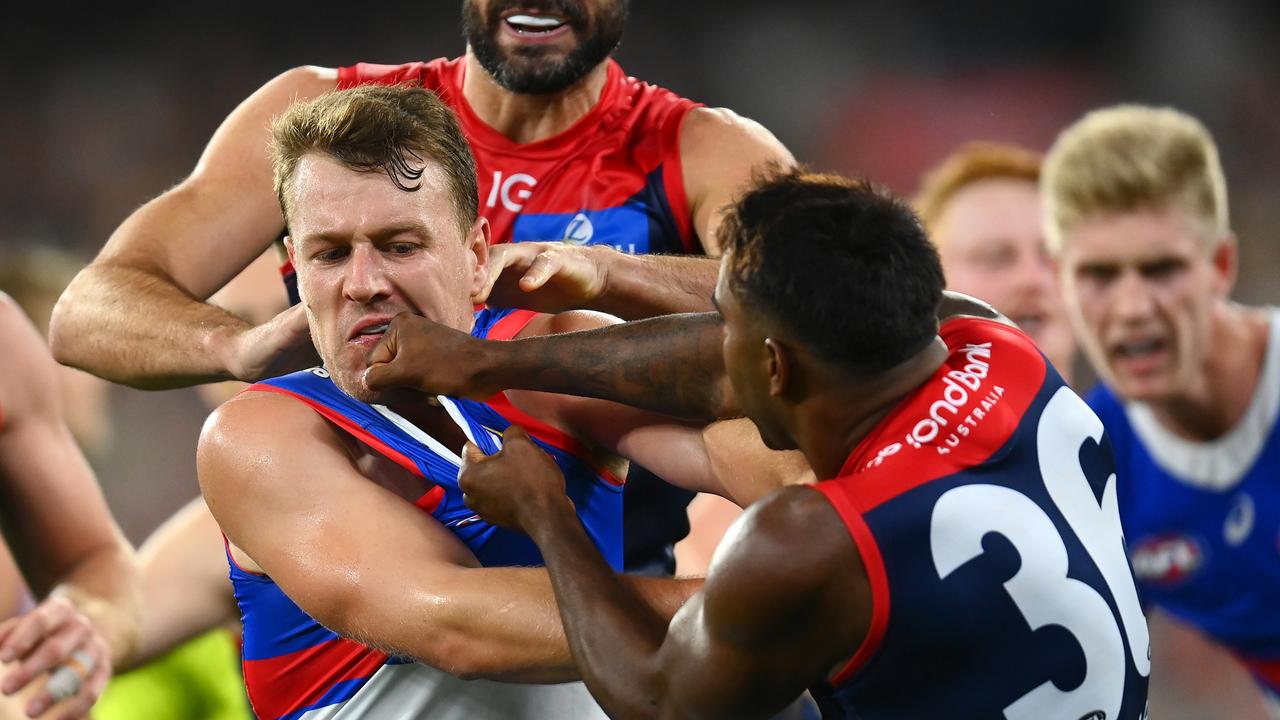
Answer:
[811,317,1150,720]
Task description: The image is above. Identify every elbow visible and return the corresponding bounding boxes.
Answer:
[47,281,84,368]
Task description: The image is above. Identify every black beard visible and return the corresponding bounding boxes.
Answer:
[462,0,628,95]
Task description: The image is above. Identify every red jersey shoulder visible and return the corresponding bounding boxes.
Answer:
[823,317,1048,512]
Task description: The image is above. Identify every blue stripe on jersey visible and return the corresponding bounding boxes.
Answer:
[229,559,340,661]
[512,203,651,254]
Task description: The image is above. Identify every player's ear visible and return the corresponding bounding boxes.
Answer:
[764,337,792,398]
[466,216,491,295]
[1210,231,1237,297]
[284,236,297,265]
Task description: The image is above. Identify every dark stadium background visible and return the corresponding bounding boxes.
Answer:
[1,2,1278,714]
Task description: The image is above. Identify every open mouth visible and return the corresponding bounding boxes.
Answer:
[349,320,392,341]
[503,12,570,35]
[1110,337,1169,376]
[1011,312,1045,338]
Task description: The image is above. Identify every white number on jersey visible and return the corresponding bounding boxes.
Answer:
[930,387,1149,720]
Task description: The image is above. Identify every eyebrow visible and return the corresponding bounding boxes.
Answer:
[370,221,434,242]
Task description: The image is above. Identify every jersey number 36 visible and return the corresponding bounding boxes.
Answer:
[931,388,1150,720]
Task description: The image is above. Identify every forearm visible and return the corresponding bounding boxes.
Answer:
[50,262,248,389]
[530,503,672,719]
[592,251,720,320]
[477,313,735,420]
[341,566,575,683]
[48,545,142,667]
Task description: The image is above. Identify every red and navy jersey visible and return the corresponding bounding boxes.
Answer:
[810,318,1151,720]
[229,307,620,719]
[337,56,701,256]
[1087,311,1280,695]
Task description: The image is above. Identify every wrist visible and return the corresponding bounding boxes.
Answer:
[524,493,579,545]
[205,322,251,382]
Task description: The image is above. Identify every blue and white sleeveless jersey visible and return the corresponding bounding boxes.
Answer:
[228,307,618,719]
[811,317,1150,720]
[1087,310,1280,695]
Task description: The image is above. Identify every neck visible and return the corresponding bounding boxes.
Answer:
[796,337,950,479]
[1147,301,1270,441]
[461,50,611,144]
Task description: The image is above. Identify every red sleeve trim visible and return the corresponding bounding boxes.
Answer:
[223,532,268,578]
[335,64,360,90]
[484,309,539,340]
[244,384,442,509]
[278,258,294,280]
[664,104,699,254]
[812,482,890,684]
[483,392,625,487]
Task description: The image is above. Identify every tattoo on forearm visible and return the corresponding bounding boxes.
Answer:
[509,313,732,420]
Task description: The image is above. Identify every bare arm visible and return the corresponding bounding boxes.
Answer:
[459,437,868,720]
[49,66,336,389]
[118,497,237,670]
[365,310,734,421]
[477,242,720,319]
[199,391,699,682]
[0,298,141,717]
[681,107,795,256]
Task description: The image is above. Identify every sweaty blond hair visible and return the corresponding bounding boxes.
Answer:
[271,84,479,237]
[1042,104,1228,254]
[913,141,1042,244]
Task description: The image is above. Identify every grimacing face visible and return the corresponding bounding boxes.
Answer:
[284,153,488,402]
[714,256,795,452]
[933,177,1076,377]
[462,0,628,94]
[1055,205,1230,403]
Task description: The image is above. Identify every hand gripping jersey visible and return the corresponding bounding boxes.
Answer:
[810,318,1150,720]
[322,56,705,576]
[228,308,617,719]
[1087,309,1280,697]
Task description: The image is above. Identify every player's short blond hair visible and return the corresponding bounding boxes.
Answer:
[271,85,478,237]
[1042,104,1228,254]
[913,142,1042,246]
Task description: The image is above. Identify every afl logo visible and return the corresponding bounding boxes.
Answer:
[562,212,595,245]
[1130,535,1204,584]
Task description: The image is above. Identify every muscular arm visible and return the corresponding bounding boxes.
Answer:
[0,298,141,665]
[537,488,865,719]
[462,446,868,720]
[367,310,734,421]
[682,107,795,256]
[49,66,335,388]
[367,290,1000,424]
[199,391,698,682]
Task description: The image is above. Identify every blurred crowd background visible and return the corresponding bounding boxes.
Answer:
[1,0,1277,578]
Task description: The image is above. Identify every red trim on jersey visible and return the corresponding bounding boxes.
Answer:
[484,309,539,341]
[483,391,625,487]
[836,317,1047,512]
[243,635,388,720]
[1238,653,1280,692]
[278,258,294,280]
[245,384,442,508]
[478,309,623,485]
[811,483,890,684]
[663,105,697,253]
[222,533,267,578]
